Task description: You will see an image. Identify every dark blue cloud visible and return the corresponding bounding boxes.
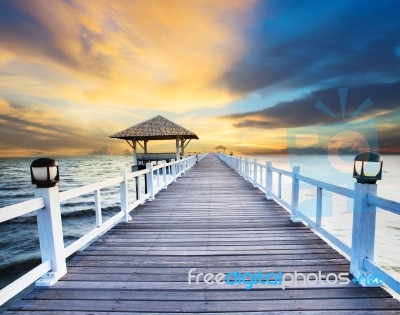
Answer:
[223,80,400,153]
[223,80,400,129]
[218,0,400,94]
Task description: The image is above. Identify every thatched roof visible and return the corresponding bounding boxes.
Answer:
[110,115,199,140]
[214,145,227,149]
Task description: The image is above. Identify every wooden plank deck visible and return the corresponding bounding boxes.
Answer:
[5,154,400,314]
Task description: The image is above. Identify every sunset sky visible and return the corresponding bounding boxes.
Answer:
[0,0,399,157]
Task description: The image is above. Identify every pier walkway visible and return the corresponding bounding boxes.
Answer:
[5,154,400,314]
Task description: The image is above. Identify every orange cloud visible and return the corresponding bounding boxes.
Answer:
[2,0,257,112]
[0,1,263,157]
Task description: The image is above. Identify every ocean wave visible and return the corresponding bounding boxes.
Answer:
[0,205,120,226]
[61,201,95,208]
[0,257,42,288]
[62,205,120,219]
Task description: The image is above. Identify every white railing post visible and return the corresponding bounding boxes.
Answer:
[120,168,130,222]
[137,173,142,202]
[146,162,154,201]
[156,164,160,189]
[181,159,186,174]
[35,186,67,286]
[95,189,102,227]
[350,182,378,286]
[266,161,273,200]
[171,159,177,182]
[291,166,302,222]
[178,159,182,177]
[239,157,242,175]
[278,173,282,198]
[162,160,167,190]
[316,187,322,227]
[245,158,249,180]
[253,159,257,187]
[235,157,238,172]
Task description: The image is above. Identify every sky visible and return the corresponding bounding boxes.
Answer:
[0,0,399,157]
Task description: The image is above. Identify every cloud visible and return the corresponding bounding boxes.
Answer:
[0,0,258,112]
[216,0,400,95]
[88,147,115,155]
[223,81,400,129]
[221,81,400,154]
[0,98,119,157]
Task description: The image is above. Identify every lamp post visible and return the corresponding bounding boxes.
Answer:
[353,151,383,184]
[350,151,382,286]
[31,158,66,286]
[31,158,59,188]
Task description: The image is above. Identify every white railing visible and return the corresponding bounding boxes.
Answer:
[217,153,400,295]
[0,155,201,306]
[196,153,208,162]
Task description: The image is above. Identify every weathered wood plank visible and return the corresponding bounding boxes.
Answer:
[9,298,400,312]
[25,287,391,301]
[4,311,400,315]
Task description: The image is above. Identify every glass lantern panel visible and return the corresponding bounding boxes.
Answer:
[32,167,48,181]
[363,161,381,177]
[32,166,57,181]
[355,160,363,175]
[48,166,58,180]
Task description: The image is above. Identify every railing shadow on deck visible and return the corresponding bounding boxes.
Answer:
[0,153,208,306]
[217,153,400,297]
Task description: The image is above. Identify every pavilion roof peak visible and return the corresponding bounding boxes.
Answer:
[110,115,199,141]
[214,145,227,149]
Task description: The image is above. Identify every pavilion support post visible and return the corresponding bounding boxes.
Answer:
[131,139,140,200]
[176,137,180,162]
[144,140,148,154]
[132,139,138,170]
[181,137,185,158]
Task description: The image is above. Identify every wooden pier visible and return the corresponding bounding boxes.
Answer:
[4,154,400,314]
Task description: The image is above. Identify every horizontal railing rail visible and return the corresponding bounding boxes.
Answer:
[0,154,203,306]
[217,153,400,295]
[0,197,45,223]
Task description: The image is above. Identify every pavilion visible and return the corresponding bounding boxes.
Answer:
[110,115,199,170]
[214,145,227,154]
